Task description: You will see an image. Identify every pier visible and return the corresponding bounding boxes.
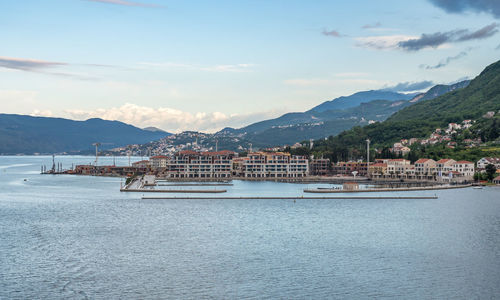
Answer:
[304,184,472,193]
[141,195,439,200]
[122,189,227,193]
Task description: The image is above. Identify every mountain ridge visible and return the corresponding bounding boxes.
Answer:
[0,114,171,154]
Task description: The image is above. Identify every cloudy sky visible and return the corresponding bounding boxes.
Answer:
[1,0,499,133]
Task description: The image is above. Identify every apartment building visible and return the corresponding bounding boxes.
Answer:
[243,152,308,178]
[309,158,331,176]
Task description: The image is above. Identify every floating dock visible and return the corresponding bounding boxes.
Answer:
[121,189,227,193]
[141,195,438,200]
[304,184,472,193]
[156,183,233,186]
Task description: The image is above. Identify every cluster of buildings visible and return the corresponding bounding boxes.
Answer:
[368,158,475,181]
[390,119,480,153]
[309,158,477,181]
[147,150,309,179]
[71,147,500,183]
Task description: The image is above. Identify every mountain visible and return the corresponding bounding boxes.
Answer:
[0,114,171,154]
[310,60,500,161]
[143,126,168,133]
[408,80,470,103]
[309,90,417,112]
[217,81,470,148]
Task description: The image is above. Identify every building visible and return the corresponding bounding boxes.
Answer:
[333,161,367,176]
[243,152,308,178]
[150,155,169,169]
[477,157,500,169]
[386,159,411,176]
[452,161,475,179]
[163,150,236,179]
[368,163,387,177]
[436,159,456,176]
[309,158,331,176]
[415,158,437,179]
[132,160,150,169]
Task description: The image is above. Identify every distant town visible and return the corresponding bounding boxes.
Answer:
[45,147,500,185]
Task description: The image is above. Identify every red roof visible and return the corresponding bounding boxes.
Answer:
[133,160,149,164]
[201,150,236,156]
[150,155,168,159]
[415,158,432,164]
[437,159,453,163]
[178,150,198,155]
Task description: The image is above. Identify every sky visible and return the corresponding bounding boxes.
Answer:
[0,0,499,133]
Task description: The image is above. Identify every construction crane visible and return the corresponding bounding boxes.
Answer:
[92,142,101,166]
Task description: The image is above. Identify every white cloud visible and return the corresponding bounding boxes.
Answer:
[355,35,417,50]
[64,103,282,133]
[30,109,53,117]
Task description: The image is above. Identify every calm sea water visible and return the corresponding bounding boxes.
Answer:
[1,156,499,299]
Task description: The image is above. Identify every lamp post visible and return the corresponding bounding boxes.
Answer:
[366,139,370,178]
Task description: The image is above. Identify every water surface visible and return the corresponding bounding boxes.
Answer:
[1,156,499,299]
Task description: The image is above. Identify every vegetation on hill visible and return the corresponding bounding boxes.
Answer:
[308,60,500,162]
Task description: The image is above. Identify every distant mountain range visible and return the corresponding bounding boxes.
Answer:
[309,90,418,112]
[213,80,470,148]
[0,114,170,154]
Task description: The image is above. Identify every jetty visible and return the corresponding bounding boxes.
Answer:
[304,183,472,193]
[123,189,227,193]
[141,195,439,200]
[120,175,227,193]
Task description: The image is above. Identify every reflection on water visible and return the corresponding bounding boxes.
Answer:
[1,156,500,299]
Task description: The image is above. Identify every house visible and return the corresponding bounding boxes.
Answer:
[483,111,495,118]
[408,138,419,145]
[477,157,500,169]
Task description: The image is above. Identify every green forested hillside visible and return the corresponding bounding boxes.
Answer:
[309,60,500,162]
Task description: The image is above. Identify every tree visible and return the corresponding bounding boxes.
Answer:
[485,164,497,181]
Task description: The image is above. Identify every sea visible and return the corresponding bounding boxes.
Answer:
[1,155,499,299]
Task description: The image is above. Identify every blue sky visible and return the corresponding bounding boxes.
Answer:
[1,0,499,132]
